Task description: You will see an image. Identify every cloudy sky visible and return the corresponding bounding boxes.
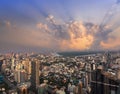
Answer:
[0,0,120,53]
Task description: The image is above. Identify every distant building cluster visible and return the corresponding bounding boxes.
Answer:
[0,51,120,94]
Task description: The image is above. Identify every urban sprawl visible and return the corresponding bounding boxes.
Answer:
[0,51,120,94]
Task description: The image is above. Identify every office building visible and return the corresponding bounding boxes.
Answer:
[30,59,40,93]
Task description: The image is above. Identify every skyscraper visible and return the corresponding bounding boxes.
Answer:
[116,68,120,80]
[18,85,28,94]
[30,59,40,93]
[78,81,83,94]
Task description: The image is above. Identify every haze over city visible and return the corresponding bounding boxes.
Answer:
[0,0,120,53]
[1,1,120,94]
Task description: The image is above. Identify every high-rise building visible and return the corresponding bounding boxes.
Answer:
[18,85,28,94]
[91,69,119,94]
[0,59,3,72]
[14,70,21,83]
[78,81,83,94]
[21,59,31,80]
[14,68,27,83]
[116,68,120,80]
[84,74,89,88]
[8,89,17,94]
[11,57,15,70]
[30,59,40,93]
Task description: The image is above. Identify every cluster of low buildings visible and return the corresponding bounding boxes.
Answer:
[0,51,120,94]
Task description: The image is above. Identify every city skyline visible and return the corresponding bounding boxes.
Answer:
[0,0,120,53]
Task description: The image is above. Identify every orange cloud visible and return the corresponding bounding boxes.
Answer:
[5,21,11,27]
[60,21,94,51]
[100,38,120,49]
[37,23,49,31]
[61,35,94,51]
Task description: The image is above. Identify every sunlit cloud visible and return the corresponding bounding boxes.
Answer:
[0,0,120,52]
[46,14,56,25]
[36,23,49,32]
[0,20,11,28]
[60,21,94,51]
[100,38,120,50]
[5,21,11,27]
